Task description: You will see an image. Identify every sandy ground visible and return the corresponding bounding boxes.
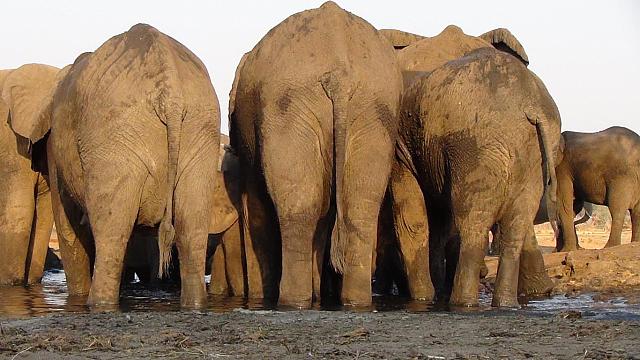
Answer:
[1,309,640,359]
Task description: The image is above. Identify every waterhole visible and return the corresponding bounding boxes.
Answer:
[0,271,639,320]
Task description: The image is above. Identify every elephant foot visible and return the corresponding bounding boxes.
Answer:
[87,293,120,310]
[519,275,554,298]
[519,247,554,297]
[181,298,207,310]
[491,294,520,308]
[180,278,207,309]
[278,296,312,310]
[449,292,479,308]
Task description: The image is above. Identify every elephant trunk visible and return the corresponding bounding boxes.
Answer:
[321,71,349,274]
[525,109,559,235]
[158,107,183,277]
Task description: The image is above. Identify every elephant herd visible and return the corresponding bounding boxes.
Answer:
[1,2,638,310]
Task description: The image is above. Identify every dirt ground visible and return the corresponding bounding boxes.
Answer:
[1,308,639,359]
[1,217,638,359]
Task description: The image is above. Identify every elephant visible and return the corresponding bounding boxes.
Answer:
[0,65,57,286]
[398,28,562,307]
[374,26,553,303]
[555,127,640,251]
[229,1,402,307]
[3,24,220,308]
[207,135,244,297]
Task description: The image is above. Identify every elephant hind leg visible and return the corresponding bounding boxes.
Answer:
[85,169,146,307]
[449,177,497,307]
[492,190,542,307]
[263,167,325,308]
[26,174,54,285]
[555,166,579,252]
[518,226,553,297]
[209,238,229,296]
[604,188,629,248]
[222,223,245,297]
[0,179,35,285]
[49,168,93,296]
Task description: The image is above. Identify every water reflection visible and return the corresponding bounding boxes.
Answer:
[0,271,639,320]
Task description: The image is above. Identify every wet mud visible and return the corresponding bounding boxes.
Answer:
[1,226,639,359]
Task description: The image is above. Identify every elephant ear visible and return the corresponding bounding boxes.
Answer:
[479,28,529,66]
[1,64,60,143]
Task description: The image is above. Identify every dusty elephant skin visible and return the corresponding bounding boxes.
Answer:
[230,2,402,308]
[8,24,221,308]
[376,25,552,303]
[207,136,245,297]
[555,127,640,251]
[0,65,58,286]
[0,310,638,359]
[121,135,245,296]
[400,42,562,307]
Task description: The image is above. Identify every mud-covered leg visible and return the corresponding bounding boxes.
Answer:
[390,160,433,301]
[340,112,394,307]
[389,161,435,301]
[556,167,579,252]
[0,173,35,285]
[605,204,626,248]
[86,170,145,307]
[48,162,93,296]
[449,173,496,307]
[209,236,228,296]
[26,174,54,284]
[518,226,553,297]
[264,161,325,308]
[492,196,537,307]
[222,222,245,297]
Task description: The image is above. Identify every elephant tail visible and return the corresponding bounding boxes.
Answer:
[321,71,349,274]
[157,106,184,278]
[525,108,559,235]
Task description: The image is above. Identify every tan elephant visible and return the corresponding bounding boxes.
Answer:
[0,65,59,286]
[3,24,221,308]
[230,2,403,307]
[207,135,244,297]
[376,26,553,304]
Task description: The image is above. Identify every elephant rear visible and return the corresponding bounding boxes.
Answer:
[230,2,402,307]
[46,24,220,308]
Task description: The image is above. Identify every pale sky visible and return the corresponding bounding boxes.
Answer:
[2,1,638,135]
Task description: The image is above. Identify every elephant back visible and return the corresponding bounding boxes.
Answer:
[397,25,491,87]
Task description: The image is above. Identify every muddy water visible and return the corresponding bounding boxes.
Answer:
[1,271,639,320]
